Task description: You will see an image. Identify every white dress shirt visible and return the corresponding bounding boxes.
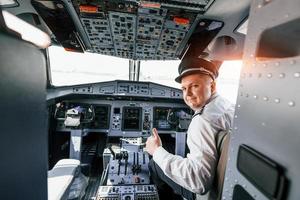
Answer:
[153,93,234,194]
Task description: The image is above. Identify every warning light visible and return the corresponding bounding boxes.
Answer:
[140,2,161,9]
[173,17,190,25]
[79,5,98,13]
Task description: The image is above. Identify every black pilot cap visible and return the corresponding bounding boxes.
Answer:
[175,57,220,83]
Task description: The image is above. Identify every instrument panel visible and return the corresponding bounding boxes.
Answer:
[47,81,183,101]
[55,100,192,136]
[51,80,191,136]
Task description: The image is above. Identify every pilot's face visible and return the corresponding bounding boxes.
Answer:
[181,73,214,111]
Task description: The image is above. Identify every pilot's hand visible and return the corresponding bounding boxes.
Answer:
[146,128,162,155]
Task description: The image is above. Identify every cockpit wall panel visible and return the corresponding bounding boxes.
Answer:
[223,0,300,199]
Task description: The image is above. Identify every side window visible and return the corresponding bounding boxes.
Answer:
[216,61,243,104]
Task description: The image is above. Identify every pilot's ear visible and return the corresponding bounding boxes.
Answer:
[211,80,216,93]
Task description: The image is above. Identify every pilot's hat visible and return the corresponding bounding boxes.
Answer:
[175,57,220,83]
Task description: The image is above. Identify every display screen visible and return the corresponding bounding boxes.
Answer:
[56,103,110,129]
[122,107,142,131]
[153,107,193,131]
[114,107,120,114]
[91,105,110,129]
[153,107,172,130]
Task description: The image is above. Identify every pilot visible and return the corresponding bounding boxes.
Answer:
[146,57,234,199]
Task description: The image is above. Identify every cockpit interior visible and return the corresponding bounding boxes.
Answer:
[1,0,299,200]
[47,79,194,199]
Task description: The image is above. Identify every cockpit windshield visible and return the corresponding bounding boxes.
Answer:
[49,45,242,103]
[49,45,181,88]
[48,45,129,86]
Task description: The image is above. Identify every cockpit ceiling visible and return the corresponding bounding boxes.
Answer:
[32,0,216,60]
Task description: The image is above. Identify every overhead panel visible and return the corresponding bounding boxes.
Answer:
[135,7,166,60]
[81,15,115,55]
[33,0,215,60]
[72,0,205,60]
[160,0,213,11]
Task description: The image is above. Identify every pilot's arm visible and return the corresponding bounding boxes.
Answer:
[146,117,218,195]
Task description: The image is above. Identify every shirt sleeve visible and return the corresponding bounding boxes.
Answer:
[153,116,218,194]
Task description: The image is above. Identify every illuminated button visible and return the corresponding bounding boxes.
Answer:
[79,5,98,13]
[173,17,190,25]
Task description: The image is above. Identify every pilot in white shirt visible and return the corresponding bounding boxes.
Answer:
[146,57,234,200]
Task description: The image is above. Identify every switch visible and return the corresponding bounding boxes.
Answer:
[134,176,141,183]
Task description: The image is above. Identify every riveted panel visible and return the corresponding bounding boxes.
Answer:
[222,0,300,199]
